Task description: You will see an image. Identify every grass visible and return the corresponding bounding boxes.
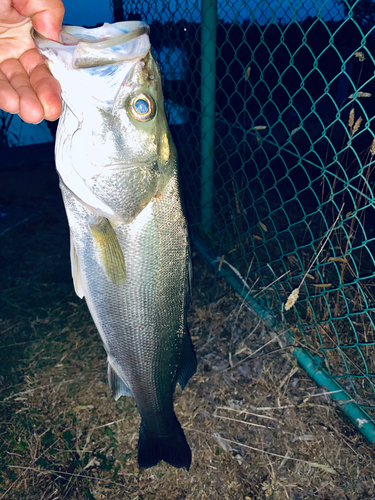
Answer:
[1,196,375,499]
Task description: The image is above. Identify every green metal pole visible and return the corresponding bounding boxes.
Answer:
[111,0,124,22]
[200,0,217,232]
[293,348,375,442]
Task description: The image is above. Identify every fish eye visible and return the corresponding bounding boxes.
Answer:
[128,93,156,122]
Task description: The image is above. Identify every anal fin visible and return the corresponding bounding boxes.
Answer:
[107,359,133,400]
[176,326,197,391]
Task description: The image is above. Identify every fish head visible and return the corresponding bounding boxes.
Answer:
[109,48,175,176]
[34,22,176,222]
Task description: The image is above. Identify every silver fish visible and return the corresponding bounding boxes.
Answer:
[33,21,196,470]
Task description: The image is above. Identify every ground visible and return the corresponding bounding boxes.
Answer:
[1,195,375,500]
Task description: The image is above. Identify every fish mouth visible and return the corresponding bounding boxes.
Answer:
[32,21,151,69]
[75,25,150,50]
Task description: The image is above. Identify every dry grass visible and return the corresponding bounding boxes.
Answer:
[1,200,375,499]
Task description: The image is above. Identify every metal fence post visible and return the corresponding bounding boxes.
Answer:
[200,0,217,232]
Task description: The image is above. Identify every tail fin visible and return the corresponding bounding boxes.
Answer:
[138,421,192,470]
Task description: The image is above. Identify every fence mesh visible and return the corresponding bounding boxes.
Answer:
[120,1,375,436]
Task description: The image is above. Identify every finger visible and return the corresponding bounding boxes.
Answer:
[13,0,65,41]
[1,58,44,123]
[20,48,62,121]
[0,70,20,114]
[30,62,62,121]
[0,4,26,25]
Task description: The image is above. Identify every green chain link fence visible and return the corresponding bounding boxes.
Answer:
[118,0,375,440]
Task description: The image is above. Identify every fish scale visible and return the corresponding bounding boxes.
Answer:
[34,21,196,470]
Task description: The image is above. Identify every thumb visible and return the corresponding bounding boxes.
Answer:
[15,0,65,41]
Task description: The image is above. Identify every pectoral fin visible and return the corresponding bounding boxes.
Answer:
[70,232,85,299]
[88,216,126,286]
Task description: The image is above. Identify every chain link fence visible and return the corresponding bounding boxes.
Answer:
[119,0,375,440]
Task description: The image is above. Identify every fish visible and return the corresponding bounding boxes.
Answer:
[33,21,197,470]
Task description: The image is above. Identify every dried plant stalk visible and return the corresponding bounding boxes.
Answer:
[216,437,337,473]
[348,108,355,128]
[285,288,300,311]
[370,137,375,159]
[354,51,365,61]
[351,117,362,136]
[349,92,371,99]
[284,206,344,312]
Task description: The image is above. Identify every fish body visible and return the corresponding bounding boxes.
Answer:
[34,22,196,470]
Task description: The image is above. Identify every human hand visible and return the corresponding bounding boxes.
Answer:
[0,0,65,123]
